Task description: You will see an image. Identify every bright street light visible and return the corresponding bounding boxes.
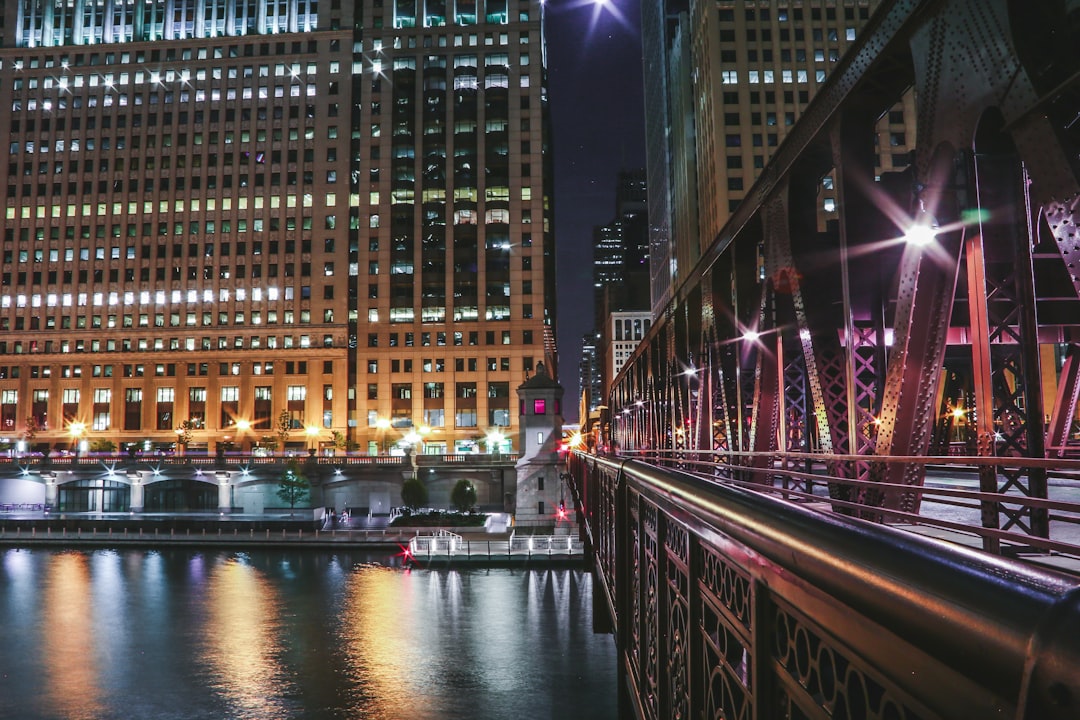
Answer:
[486,430,505,454]
[305,425,320,452]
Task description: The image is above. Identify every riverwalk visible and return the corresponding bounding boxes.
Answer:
[0,522,417,549]
[0,512,588,567]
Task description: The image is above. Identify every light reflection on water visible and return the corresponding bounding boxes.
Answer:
[0,549,617,720]
[200,557,293,720]
[41,552,105,720]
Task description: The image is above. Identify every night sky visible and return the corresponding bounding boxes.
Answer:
[545,0,646,422]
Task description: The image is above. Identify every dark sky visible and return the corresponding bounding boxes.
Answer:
[545,0,646,422]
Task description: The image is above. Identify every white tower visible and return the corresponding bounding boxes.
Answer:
[513,363,569,528]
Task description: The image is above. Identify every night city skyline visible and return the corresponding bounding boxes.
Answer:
[547,0,647,423]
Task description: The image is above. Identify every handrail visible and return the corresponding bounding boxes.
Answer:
[570,451,1080,719]
[615,448,1080,561]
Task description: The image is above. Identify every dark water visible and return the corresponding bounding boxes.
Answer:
[0,548,617,720]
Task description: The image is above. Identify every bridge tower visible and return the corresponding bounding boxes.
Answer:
[513,363,570,528]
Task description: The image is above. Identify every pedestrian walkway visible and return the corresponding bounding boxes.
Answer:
[405,529,585,566]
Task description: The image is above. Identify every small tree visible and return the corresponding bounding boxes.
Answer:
[176,419,195,453]
[400,476,429,512]
[90,439,117,453]
[23,416,40,443]
[450,479,477,513]
[331,430,347,452]
[275,410,292,453]
[276,459,310,516]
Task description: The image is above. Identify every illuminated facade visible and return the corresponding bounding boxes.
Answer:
[0,0,555,456]
[642,0,914,316]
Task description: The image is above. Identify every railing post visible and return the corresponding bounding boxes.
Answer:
[615,460,637,720]
[657,507,670,720]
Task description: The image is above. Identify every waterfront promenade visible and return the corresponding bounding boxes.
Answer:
[0,510,587,566]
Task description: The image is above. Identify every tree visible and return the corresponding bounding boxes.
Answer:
[176,419,195,453]
[23,416,40,443]
[275,410,292,453]
[276,459,310,515]
[450,479,477,513]
[331,430,347,451]
[400,476,428,512]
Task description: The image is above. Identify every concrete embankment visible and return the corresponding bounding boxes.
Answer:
[0,525,412,549]
[0,517,588,568]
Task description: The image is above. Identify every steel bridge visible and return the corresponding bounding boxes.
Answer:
[567,0,1080,718]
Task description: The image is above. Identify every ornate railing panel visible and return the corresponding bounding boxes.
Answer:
[569,452,1080,720]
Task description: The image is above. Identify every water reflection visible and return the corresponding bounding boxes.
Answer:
[199,556,292,719]
[340,565,422,719]
[0,549,616,720]
[41,552,105,720]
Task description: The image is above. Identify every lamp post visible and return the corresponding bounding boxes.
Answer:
[376,417,391,454]
[305,425,320,456]
[486,429,505,456]
[69,421,86,460]
[235,419,251,453]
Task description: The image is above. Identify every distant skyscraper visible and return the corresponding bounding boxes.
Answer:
[0,0,555,456]
[606,311,651,394]
[642,0,914,314]
[589,169,649,406]
[593,169,649,324]
[578,331,602,416]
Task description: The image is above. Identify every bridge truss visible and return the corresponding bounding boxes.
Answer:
[610,0,1080,550]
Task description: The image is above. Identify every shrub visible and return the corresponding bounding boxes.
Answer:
[390,510,486,528]
[450,479,477,513]
[401,476,429,510]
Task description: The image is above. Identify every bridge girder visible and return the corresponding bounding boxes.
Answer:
[611,0,1080,542]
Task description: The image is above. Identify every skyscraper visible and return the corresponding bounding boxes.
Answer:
[0,0,555,457]
[642,0,914,315]
[591,168,648,408]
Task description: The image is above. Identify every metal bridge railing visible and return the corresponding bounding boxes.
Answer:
[615,449,1080,566]
[568,451,1080,720]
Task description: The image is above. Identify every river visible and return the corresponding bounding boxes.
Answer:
[0,548,617,720]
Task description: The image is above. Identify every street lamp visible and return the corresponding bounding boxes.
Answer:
[235,419,251,453]
[305,425,320,455]
[951,406,966,443]
[375,417,391,454]
[69,422,86,458]
[486,429,505,455]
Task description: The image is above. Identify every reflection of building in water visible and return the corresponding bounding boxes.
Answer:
[341,567,426,716]
[42,554,105,720]
[202,559,288,717]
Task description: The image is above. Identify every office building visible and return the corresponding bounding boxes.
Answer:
[642,0,914,314]
[0,0,555,456]
[578,331,600,414]
[606,310,651,389]
[592,168,649,405]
